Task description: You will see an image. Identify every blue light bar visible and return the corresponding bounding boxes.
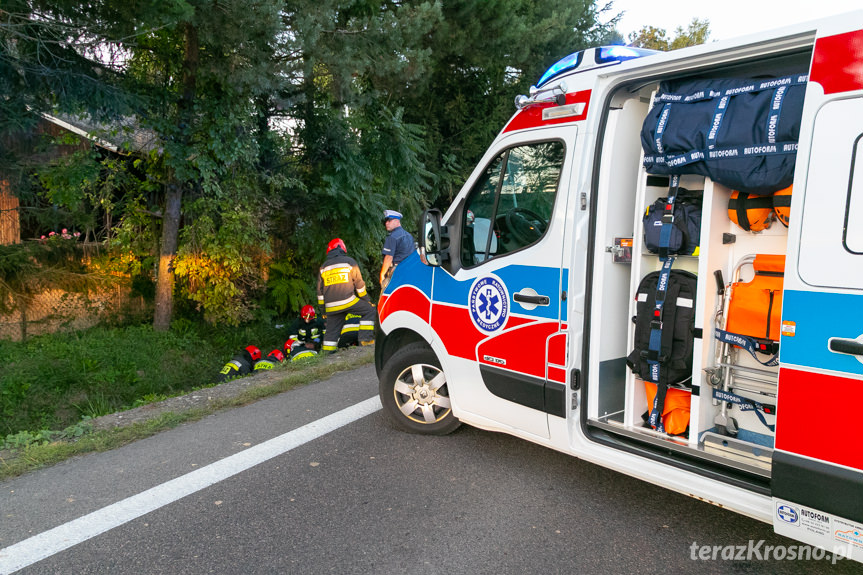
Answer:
[536,46,659,88]
[536,51,584,87]
[596,46,658,64]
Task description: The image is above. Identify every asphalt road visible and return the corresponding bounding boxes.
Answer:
[0,364,859,574]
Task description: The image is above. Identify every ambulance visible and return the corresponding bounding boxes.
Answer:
[375,11,863,560]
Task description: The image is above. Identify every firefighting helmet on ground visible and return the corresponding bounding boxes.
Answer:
[327,238,347,253]
[301,304,316,321]
[244,345,262,362]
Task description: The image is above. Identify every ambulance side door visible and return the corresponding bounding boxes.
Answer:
[772,22,863,559]
[430,127,574,440]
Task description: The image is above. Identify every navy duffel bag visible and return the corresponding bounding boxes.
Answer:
[641,74,808,195]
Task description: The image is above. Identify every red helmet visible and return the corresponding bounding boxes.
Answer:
[267,349,286,363]
[301,304,316,321]
[327,238,346,254]
[244,345,262,362]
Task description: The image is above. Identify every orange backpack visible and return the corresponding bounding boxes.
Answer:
[644,382,691,436]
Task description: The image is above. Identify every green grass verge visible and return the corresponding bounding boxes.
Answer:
[0,349,375,481]
[0,321,291,437]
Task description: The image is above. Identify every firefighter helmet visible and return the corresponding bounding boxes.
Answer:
[327,238,346,253]
[301,304,316,321]
[244,345,262,362]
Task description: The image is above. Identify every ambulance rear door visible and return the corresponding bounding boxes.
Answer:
[772,18,863,560]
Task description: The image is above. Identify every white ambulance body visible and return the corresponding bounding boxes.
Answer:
[375,11,863,560]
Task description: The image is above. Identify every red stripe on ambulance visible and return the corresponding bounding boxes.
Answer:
[477,320,560,378]
[810,29,863,95]
[378,285,430,324]
[503,90,591,133]
[775,367,863,471]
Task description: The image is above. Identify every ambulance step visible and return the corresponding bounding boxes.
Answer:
[701,431,773,473]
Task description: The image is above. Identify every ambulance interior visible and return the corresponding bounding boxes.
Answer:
[584,48,813,484]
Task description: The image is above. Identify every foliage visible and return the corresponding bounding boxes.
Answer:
[266,253,316,316]
[393,0,622,204]
[0,417,92,451]
[4,0,622,328]
[0,238,113,336]
[628,18,711,51]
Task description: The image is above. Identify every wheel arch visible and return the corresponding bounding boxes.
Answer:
[375,326,430,378]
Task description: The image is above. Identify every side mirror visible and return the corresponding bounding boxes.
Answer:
[420,208,448,267]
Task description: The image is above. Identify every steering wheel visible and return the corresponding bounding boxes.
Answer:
[505,208,547,245]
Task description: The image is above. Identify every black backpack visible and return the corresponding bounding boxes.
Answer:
[627,269,698,389]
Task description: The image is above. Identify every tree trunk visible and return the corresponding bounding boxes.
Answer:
[152,22,198,331]
[152,183,182,330]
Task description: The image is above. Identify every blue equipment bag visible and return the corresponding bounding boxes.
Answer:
[641,74,808,195]
[642,188,702,256]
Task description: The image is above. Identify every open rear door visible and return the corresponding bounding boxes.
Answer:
[772,22,863,560]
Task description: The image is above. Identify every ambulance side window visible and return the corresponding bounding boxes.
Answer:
[846,135,863,254]
[461,141,564,267]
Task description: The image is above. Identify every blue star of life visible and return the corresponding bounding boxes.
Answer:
[469,277,508,332]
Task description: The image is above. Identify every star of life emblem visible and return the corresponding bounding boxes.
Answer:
[469,276,509,333]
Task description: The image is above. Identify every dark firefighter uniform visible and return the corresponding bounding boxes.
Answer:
[286,314,326,361]
[317,245,376,351]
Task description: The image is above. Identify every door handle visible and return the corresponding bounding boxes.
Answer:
[828,337,863,356]
[514,292,550,306]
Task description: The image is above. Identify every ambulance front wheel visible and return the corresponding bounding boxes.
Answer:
[379,343,461,435]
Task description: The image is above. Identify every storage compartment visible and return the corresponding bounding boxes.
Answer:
[584,52,810,479]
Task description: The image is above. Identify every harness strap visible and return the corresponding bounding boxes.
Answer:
[714,328,780,366]
[653,74,809,104]
[712,388,776,432]
[643,141,800,172]
[646,176,682,433]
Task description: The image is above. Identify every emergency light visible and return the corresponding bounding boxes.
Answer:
[536,46,658,88]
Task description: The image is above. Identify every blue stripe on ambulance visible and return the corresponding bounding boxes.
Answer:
[384,252,432,298]
[780,289,863,375]
[431,265,568,322]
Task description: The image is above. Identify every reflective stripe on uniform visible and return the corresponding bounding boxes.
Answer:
[320,263,353,273]
[325,296,359,312]
[356,286,367,297]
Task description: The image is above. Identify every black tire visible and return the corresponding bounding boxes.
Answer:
[378,342,461,435]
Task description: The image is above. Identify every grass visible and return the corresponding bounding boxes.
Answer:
[0,345,375,480]
[0,320,289,438]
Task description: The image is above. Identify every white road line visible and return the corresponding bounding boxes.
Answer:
[0,396,382,575]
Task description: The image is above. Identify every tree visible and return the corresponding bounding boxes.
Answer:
[109,1,288,329]
[394,0,622,203]
[628,18,711,51]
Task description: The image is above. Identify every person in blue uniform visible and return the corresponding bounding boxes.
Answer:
[379,209,416,288]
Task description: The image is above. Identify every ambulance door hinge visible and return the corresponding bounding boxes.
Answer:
[580,192,588,211]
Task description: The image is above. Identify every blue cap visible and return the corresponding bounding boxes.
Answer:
[383,209,402,220]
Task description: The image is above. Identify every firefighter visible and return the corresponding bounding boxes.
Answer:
[379,209,416,288]
[284,304,325,361]
[317,238,376,351]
